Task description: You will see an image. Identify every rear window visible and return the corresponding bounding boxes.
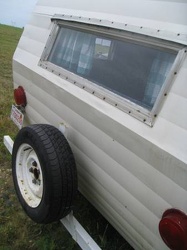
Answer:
[40,21,181,124]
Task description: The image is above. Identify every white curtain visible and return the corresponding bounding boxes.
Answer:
[49,28,96,75]
[143,52,176,108]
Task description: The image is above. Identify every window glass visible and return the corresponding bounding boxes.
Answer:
[95,38,111,59]
[48,26,176,110]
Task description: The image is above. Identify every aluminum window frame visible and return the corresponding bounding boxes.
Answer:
[39,19,186,126]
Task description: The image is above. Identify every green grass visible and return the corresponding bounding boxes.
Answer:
[0,24,133,250]
[0,25,20,167]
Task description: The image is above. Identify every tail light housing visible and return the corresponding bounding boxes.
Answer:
[14,86,27,106]
[159,209,187,250]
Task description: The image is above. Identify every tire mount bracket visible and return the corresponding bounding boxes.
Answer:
[3,135,101,250]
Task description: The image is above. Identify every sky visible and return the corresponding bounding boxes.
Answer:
[0,0,37,28]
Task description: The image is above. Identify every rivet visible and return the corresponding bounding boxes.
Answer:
[177,33,180,36]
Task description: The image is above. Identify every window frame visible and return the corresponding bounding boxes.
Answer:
[39,19,185,126]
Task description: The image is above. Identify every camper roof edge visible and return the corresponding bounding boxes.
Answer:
[51,14,187,46]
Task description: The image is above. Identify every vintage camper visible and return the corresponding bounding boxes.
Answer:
[3,0,187,249]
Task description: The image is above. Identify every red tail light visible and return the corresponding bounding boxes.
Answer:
[14,86,27,106]
[159,209,187,250]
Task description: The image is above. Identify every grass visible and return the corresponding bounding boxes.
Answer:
[0,25,20,167]
[0,24,134,250]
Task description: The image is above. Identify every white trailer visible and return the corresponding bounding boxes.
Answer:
[4,0,187,249]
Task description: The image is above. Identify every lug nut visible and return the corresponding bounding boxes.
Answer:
[32,161,37,167]
[29,167,34,173]
[32,179,37,184]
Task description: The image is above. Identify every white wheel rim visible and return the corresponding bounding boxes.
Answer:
[16,143,43,208]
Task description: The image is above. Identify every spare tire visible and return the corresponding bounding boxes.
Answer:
[12,124,77,224]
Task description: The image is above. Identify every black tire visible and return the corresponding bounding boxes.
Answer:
[12,124,77,224]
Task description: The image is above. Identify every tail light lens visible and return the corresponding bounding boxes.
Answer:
[14,86,27,106]
[159,209,187,250]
